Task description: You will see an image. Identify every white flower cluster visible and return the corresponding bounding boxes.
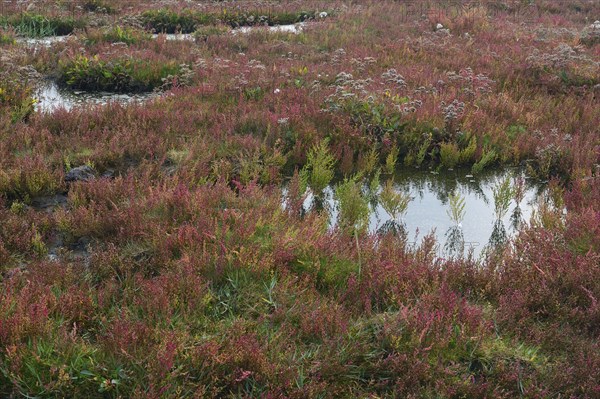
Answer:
[533,26,578,42]
[335,71,354,85]
[446,67,494,95]
[440,99,465,124]
[381,68,407,89]
[233,73,249,89]
[213,58,232,69]
[350,57,377,72]
[324,72,373,110]
[333,72,372,92]
[526,43,595,70]
[581,20,600,45]
[247,59,266,70]
[194,58,207,69]
[414,85,438,95]
[331,48,347,64]
[397,99,423,114]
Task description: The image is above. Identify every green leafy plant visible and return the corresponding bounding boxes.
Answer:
[411,134,432,167]
[440,142,460,169]
[84,26,150,45]
[243,86,264,101]
[2,13,81,37]
[472,148,498,174]
[0,29,16,45]
[384,145,399,174]
[0,78,36,123]
[379,179,411,222]
[301,139,336,194]
[335,175,370,280]
[140,9,214,33]
[335,176,370,233]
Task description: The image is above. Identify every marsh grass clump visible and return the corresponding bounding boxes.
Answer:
[59,55,183,92]
[440,135,478,170]
[1,13,82,37]
[84,26,150,45]
[220,10,316,28]
[82,0,116,14]
[331,95,485,171]
[140,9,214,33]
[193,24,230,42]
[384,145,399,174]
[0,157,63,202]
[0,28,16,45]
[0,77,36,124]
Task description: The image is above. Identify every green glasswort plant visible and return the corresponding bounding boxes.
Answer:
[415,134,433,167]
[301,139,336,194]
[379,179,411,222]
[440,142,460,169]
[335,175,370,280]
[0,78,36,124]
[360,147,379,175]
[384,145,400,174]
[472,148,498,174]
[335,176,370,233]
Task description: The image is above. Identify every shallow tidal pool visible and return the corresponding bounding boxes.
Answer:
[34,82,158,112]
[293,168,547,258]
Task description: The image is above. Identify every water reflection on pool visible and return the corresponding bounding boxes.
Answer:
[292,168,546,259]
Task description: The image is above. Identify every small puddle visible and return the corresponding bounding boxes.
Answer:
[151,33,194,41]
[235,23,305,35]
[34,82,157,112]
[287,168,547,258]
[16,35,70,47]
